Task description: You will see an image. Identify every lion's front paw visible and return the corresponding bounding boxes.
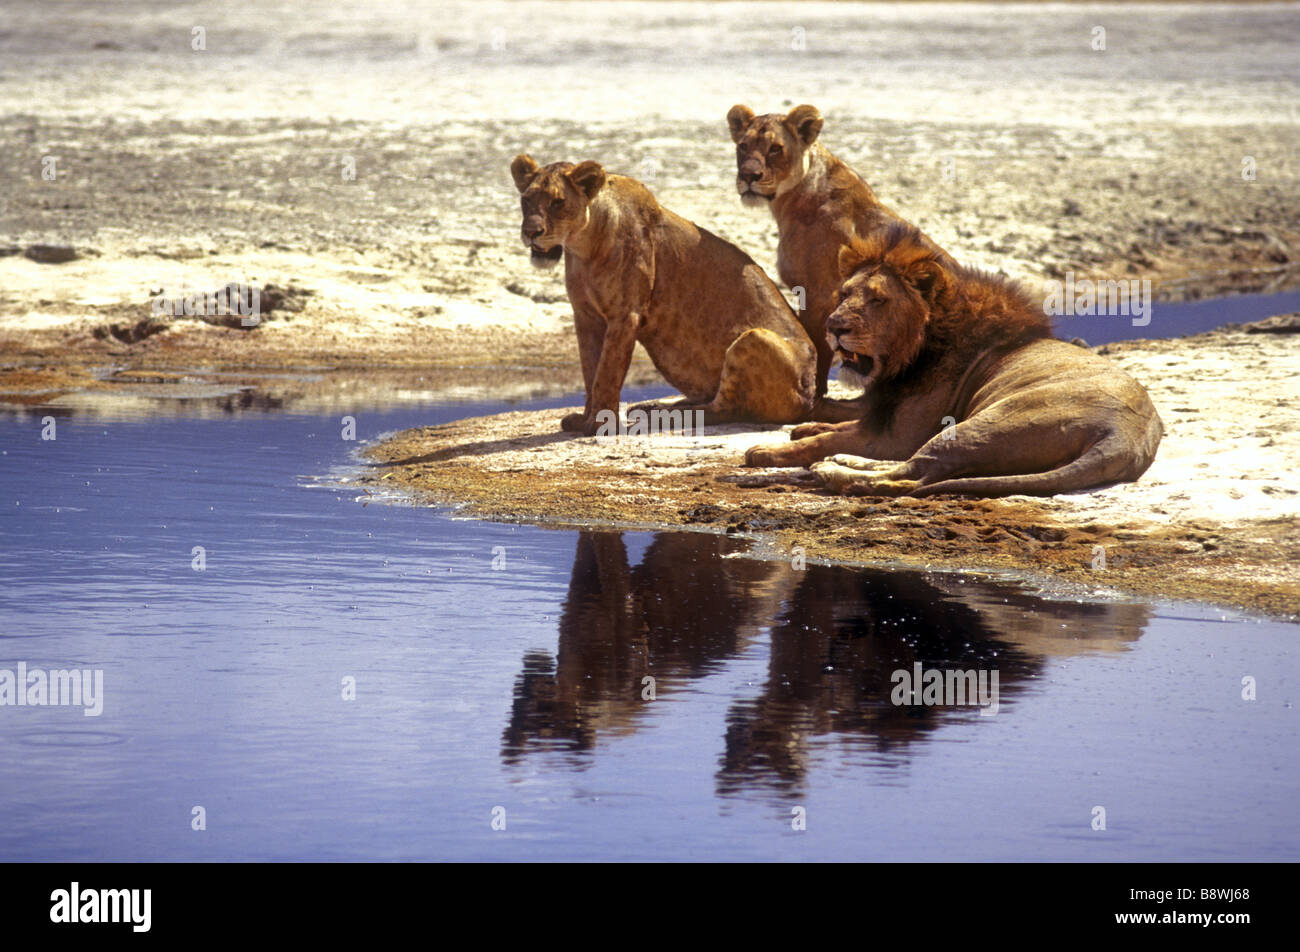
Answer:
[744,444,787,468]
[560,412,588,433]
[791,421,836,440]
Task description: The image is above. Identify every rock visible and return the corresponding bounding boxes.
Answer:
[24,244,78,264]
[1242,313,1300,334]
[94,318,170,344]
[149,282,314,330]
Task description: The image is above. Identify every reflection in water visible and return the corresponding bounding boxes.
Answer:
[718,566,1148,794]
[505,531,1151,795]
[502,531,783,763]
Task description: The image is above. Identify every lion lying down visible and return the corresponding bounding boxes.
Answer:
[744,224,1164,497]
[510,154,817,435]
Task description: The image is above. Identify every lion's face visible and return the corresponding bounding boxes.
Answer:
[827,227,949,385]
[826,270,924,386]
[510,155,607,269]
[726,104,824,207]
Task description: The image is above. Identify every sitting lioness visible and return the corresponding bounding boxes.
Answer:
[510,154,817,434]
[727,103,954,421]
[744,224,1164,497]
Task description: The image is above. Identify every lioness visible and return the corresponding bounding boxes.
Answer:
[510,154,817,434]
[743,224,1164,497]
[727,103,954,421]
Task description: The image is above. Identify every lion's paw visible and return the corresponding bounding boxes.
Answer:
[810,459,864,494]
[790,421,837,440]
[744,444,786,468]
[560,412,588,433]
[827,454,880,471]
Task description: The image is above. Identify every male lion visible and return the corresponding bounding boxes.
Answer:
[510,154,817,435]
[743,224,1164,497]
[727,103,953,421]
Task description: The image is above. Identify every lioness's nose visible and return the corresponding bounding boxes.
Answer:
[826,312,850,334]
[523,216,546,237]
[739,159,763,183]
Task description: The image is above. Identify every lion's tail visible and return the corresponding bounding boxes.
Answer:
[907,429,1158,499]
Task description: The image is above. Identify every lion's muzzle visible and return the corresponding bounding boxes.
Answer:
[529,244,563,269]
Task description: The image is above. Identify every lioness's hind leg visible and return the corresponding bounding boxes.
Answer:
[709,328,815,424]
[628,395,694,415]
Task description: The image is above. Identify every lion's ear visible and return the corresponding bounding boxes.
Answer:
[904,259,949,303]
[838,240,869,281]
[510,154,539,193]
[727,104,755,143]
[567,161,606,200]
[785,104,823,146]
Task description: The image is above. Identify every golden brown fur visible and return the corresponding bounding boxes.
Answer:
[727,103,954,421]
[511,154,817,435]
[744,224,1164,497]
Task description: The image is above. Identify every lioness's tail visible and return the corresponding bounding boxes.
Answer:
[908,428,1159,499]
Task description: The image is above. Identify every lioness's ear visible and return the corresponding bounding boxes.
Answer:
[510,154,539,193]
[567,160,606,200]
[727,104,755,143]
[838,240,870,281]
[785,104,823,146]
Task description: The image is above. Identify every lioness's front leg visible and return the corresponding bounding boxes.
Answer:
[744,423,867,468]
[562,304,607,432]
[568,312,641,436]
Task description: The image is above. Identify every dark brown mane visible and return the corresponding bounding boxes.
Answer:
[859,223,1053,433]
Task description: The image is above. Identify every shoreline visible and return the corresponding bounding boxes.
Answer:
[356,325,1300,620]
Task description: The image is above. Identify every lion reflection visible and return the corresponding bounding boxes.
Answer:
[502,531,1149,794]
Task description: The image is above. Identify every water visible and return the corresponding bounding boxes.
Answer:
[1054,289,1300,347]
[1,388,1296,861]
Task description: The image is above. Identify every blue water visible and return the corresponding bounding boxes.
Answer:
[0,392,1297,861]
[1053,289,1300,346]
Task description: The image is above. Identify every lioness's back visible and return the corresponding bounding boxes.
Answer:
[604,176,809,346]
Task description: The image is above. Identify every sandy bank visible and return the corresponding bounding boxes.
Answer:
[360,325,1300,619]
